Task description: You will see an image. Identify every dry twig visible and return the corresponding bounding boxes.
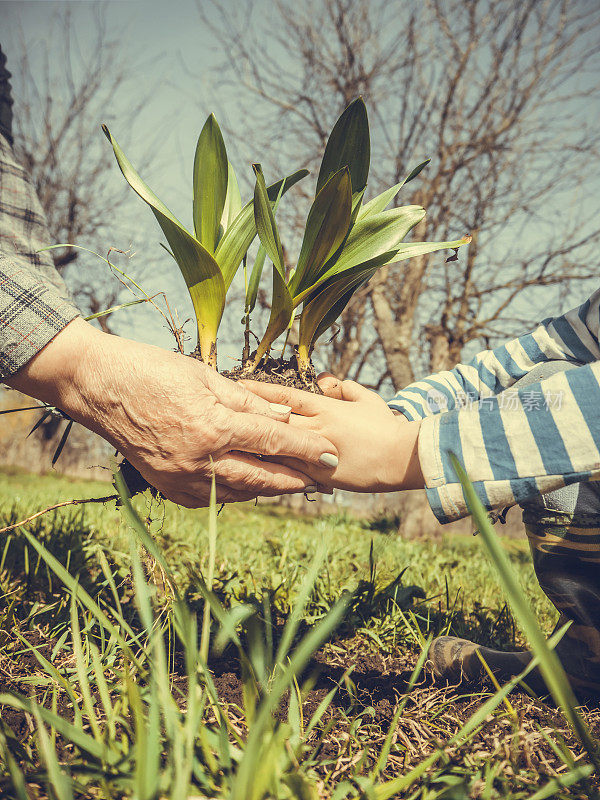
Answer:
[0,495,118,535]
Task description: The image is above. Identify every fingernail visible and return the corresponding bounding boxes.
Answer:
[319,453,338,468]
[305,484,318,494]
[269,402,292,416]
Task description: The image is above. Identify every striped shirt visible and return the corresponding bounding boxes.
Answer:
[388,290,600,523]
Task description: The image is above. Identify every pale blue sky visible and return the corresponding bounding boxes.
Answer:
[2,0,266,354]
[2,0,600,373]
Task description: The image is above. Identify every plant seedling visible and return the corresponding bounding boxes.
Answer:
[103,99,470,387]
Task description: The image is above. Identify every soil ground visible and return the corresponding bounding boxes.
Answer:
[2,468,599,797]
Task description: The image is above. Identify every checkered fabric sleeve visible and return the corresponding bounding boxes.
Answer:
[0,132,80,379]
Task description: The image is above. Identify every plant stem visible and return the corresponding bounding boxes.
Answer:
[281,328,292,360]
[242,310,251,365]
[246,338,271,373]
[281,310,297,360]
[198,326,218,369]
[206,348,217,369]
[296,343,311,371]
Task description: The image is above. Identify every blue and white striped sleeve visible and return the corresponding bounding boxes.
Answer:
[388,290,600,420]
[387,289,600,523]
[418,361,600,523]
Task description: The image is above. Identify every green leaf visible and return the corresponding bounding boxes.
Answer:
[337,207,423,272]
[246,245,267,313]
[388,235,472,265]
[311,284,357,346]
[299,256,392,351]
[358,160,430,219]
[251,165,294,360]
[245,175,286,313]
[302,235,471,349]
[193,114,228,252]
[103,125,226,359]
[317,98,370,194]
[252,164,285,273]
[350,186,366,224]
[258,264,294,360]
[215,169,308,290]
[293,206,425,306]
[220,160,243,233]
[331,205,425,273]
[404,158,431,184]
[289,167,352,298]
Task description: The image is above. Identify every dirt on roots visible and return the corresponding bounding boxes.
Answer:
[222,354,323,393]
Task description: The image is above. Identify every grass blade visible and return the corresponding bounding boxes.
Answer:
[0,723,28,800]
[233,592,350,799]
[200,470,218,662]
[32,706,74,800]
[52,419,73,466]
[0,694,109,763]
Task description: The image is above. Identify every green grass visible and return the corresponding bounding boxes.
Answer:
[0,468,557,648]
[1,467,598,800]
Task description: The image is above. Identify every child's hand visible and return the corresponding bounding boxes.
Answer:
[240,378,424,493]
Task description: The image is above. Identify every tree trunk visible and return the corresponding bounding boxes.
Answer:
[427,331,452,374]
[369,217,432,391]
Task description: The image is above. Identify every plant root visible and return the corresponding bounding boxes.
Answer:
[224,353,323,394]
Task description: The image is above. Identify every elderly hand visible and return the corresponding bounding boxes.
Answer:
[4,318,339,506]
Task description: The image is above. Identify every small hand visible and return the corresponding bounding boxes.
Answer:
[240,377,423,493]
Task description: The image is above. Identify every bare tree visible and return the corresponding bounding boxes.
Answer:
[199,0,600,391]
[10,6,154,332]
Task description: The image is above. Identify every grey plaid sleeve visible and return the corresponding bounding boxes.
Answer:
[0,255,79,378]
[0,132,80,379]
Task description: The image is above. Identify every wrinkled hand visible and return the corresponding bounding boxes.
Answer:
[239,376,423,493]
[4,318,339,506]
